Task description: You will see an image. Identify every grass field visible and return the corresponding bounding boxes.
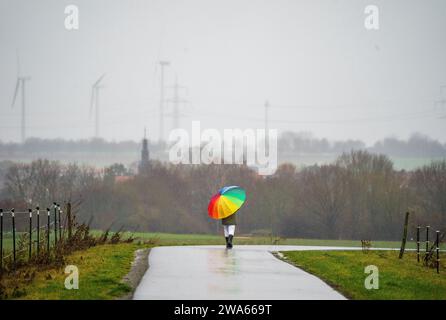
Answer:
[2,231,444,252]
[111,231,446,249]
[282,250,446,299]
[1,243,143,299]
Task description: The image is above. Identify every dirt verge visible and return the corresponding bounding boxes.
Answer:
[118,248,150,300]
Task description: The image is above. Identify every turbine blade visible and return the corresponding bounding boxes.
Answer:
[11,79,20,108]
[16,49,21,77]
[90,88,95,117]
[93,73,106,87]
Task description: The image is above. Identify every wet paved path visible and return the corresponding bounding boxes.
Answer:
[133,245,364,300]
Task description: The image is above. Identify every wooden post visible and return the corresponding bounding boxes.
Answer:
[36,206,40,255]
[28,208,32,260]
[0,209,3,270]
[12,208,16,268]
[58,204,62,240]
[425,226,430,263]
[399,212,410,259]
[67,202,72,240]
[416,226,420,263]
[436,231,440,274]
[47,208,50,253]
[53,203,58,245]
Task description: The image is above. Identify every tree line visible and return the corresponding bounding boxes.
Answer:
[1,132,445,158]
[279,131,446,157]
[0,150,445,240]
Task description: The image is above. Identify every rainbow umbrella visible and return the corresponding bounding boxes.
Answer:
[208,186,246,220]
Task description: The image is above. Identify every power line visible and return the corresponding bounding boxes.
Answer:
[166,76,188,131]
[184,107,442,125]
[264,100,269,132]
[0,106,441,132]
[159,61,170,142]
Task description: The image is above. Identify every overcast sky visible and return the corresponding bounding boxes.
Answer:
[0,0,445,145]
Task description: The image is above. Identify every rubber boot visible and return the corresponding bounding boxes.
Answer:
[228,235,233,249]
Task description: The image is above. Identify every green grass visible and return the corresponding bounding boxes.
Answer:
[282,250,446,299]
[1,243,144,300]
[114,231,383,247]
[4,230,443,251]
[1,232,65,258]
[112,231,446,249]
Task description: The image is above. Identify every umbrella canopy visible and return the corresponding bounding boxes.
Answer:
[208,186,246,220]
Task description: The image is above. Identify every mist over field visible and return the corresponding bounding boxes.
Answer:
[0,0,445,144]
[0,0,445,240]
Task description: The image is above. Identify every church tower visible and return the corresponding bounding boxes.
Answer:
[139,128,150,173]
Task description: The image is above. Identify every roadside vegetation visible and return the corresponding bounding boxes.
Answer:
[282,250,446,299]
[0,243,143,300]
[0,208,136,299]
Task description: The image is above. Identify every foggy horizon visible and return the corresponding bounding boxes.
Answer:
[1,1,446,304]
[1,0,446,145]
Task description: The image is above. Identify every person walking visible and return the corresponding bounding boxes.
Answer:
[208,185,246,250]
[222,212,236,249]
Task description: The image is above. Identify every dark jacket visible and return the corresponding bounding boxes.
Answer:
[222,213,237,226]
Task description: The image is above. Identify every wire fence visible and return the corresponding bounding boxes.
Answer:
[0,202,71,271]
[416,225,442,274]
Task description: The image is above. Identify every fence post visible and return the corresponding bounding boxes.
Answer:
[47,208,50,253]
[425,226,430,264]
[53,202,58,246]
[436,231,440,274]
[399,212,410,259]
[58,204,62,240]
[28,208,32,261]
[36,206,40,255]
[67,202,72,240]
[12,208,16,268]
[0,209,3,271]
[417,226,420,263]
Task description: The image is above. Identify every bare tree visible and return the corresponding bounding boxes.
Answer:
[300,165,348,239]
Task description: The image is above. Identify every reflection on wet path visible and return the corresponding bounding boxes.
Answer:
[134,245,349,300]
[206,248,240,295]
[207,248,238,275]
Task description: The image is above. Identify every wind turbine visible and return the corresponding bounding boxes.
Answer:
[435,85,446,119]
[90,74,105,138]
[11,52,31,143]
[159,61,170,141]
